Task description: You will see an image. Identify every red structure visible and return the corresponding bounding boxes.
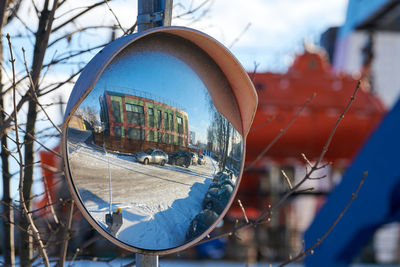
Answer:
[246,48,385,167]
[228,48,386,220]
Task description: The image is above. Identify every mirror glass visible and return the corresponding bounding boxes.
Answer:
[65,34,244,250]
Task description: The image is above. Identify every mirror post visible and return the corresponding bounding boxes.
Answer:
[136,254,159,267]
[137,0,173,32]
[135,1,172,266]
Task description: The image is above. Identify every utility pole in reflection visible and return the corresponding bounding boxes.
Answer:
[136,1,172,266]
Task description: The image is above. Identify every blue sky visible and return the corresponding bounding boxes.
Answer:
[176,0,348,72]
[82,50,213,143]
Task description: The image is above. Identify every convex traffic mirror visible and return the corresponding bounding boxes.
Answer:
[62,27,257,254]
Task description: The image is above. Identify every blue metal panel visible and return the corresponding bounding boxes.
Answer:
[304,98,400,267]
[338,0,390,39]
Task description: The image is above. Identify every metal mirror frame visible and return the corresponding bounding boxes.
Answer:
[62,26,258,254]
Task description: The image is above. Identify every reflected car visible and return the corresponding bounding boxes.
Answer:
[213,170,233,183]
[190,152,198,166]
[209,178,234,191]
[136,148,168,166]
[202,184,233,215]
[197,155,206,165]
[168,150,191,168]
[186,209,219,241]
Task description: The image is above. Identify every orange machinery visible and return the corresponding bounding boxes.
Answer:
[229,48,385,219]
[246,48,385,167]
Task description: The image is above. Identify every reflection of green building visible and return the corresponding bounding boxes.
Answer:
[99,91,189,150]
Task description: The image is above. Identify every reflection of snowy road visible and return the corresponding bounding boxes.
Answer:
[67,138,216,250]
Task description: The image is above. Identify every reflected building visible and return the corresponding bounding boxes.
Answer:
[97,90,189,153]
[189,131,196,145]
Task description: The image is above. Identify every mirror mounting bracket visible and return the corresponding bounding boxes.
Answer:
[137,12,164,24]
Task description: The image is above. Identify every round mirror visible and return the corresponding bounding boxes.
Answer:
[62,27,257,253]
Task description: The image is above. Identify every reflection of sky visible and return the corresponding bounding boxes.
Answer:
[81,51,212,143]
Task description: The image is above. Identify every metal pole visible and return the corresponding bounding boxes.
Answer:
[163,0,173,26]
[137,0,173,32]
[136,254,159,267]
[135,1,173,266]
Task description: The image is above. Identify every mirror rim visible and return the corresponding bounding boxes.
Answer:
[62,26,257,254]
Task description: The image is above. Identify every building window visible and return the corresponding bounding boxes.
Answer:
[127,128,144,140]
[163,112,169,130]
[148,108,154,127]
[178,136,183,146]
[114,126,122,137]
[126,103,144,125]
[177,116,183,134]
[112,100,122,122]
[149,130,154,141]
[169,113,174,132]
[157,110,162,129]
[164,133,169,144]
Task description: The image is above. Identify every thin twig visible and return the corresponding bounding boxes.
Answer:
[51,1,106,33]
[315,80,360,166]
[249,116,275,133]
[301,153,313,170]
[250,61,260,82]
[22,47,62,134]
[17,125,61,158]
[281,170,293,190]
[6,33,50,267]
[238,199,249,223]
[229,22,251,49]
[104,0,126,35]
[278,171,368,267]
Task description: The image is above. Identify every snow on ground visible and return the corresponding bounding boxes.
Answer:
[66,129,217,250]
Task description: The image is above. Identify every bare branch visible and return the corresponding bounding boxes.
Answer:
[315,81,360,166]
[48,25,114,48]
[301,153,312,168]
[238,199,249,223]
[229,22,251,49]
[250,116,275,133]
[6,33,50,267]
[22,47,62,134]
[51,1,107,33]
[104,0,126,35]
[281,170,293,190]
[250,61,260,82]
[278,172,368,267]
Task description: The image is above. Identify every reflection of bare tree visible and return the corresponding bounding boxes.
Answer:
[207,101,232,170]
[75,107,100,130]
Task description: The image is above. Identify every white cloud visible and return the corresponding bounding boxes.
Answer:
[173,0,348,70]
